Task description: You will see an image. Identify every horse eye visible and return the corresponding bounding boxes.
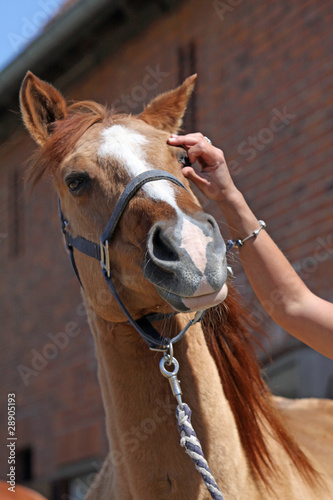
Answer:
[65,173,91,194]
[68,179,81,191]
[178,151,191,167]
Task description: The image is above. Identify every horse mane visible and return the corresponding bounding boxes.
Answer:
[26,101,109,187]
[203,284,319,488]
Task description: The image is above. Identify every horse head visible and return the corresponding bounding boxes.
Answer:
[20,72,228,323]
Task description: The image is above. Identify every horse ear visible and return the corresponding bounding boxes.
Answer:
[138,74,197,133]
[20,71,67,146]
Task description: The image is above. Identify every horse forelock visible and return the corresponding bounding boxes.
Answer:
[203,286,319,489]
[26,101,115,187]
[26,102,180,206]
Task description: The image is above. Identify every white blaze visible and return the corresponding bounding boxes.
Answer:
[98,124,178,208]
[180,218,213,273]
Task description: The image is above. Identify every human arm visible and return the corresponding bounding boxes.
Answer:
[168,133,333,359]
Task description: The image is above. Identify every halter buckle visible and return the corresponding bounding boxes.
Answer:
[100,240,111,278]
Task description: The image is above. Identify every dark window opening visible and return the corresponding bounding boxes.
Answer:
[16,447,33,483]
[8,168,24,258]
[178,41,197,133]
[51,460,103,500]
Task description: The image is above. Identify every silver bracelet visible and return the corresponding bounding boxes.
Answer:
[227,220,266,251]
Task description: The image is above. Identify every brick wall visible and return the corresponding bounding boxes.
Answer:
[1,0,332,491]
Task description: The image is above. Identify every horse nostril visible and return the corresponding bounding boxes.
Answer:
[151,226,178,262]
[206,215,217,231]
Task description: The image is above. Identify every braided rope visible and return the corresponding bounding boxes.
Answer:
[176,404,226,500]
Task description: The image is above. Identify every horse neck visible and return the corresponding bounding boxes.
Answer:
[88,308,259,499]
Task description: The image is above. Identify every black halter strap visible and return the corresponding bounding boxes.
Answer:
[59,169,204,349]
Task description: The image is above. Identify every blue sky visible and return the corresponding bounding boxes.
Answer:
[0,0,68,70]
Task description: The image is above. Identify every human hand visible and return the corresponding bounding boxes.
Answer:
[168,133,235,202]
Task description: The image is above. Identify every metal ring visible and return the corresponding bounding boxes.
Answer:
[165,341,174,365]
[204,136,212,144]
[159,356,179,378]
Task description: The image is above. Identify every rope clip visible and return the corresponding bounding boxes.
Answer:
[159,345,183,410]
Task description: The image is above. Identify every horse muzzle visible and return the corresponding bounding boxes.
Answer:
[144,212,228,312]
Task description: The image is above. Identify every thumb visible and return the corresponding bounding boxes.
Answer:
[182,167,209,188]
[182,167,221,200]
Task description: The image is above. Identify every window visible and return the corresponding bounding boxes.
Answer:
[52,459,102,500]
[178,41,197,133]
[16,447,33,483]
[8,168,24,258]
[264,345,333,399]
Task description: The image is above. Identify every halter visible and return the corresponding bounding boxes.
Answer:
[59,168,228,499]
[59,169,205,350]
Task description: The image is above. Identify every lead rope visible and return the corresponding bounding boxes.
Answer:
[176,404,225,500]
[160,347,226,500]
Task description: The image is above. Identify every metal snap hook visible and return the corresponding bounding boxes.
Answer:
[160,356,179,377]
[159,356,183,409]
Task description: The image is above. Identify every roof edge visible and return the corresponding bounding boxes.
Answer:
[0,0,121,105]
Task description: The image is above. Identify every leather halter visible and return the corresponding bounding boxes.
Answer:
[59,169,204,350]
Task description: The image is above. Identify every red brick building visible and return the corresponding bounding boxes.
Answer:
[1,0,333,497]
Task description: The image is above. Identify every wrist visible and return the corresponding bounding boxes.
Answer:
[216,188,261,241]
[217,185,244,209]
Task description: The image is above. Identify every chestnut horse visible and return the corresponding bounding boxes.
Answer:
[20,72,333,499]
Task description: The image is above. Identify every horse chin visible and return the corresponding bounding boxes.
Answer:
[155,283,228,313]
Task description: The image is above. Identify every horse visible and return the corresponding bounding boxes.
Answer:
[20,71,333,499]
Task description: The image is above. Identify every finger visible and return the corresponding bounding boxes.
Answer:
[187,143,222,171]
[168,133,206,149]
[182,167,221,200]
[186,142,210,164]
[182,166,209,187]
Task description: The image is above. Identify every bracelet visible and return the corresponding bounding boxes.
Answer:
[226,220,266,252]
